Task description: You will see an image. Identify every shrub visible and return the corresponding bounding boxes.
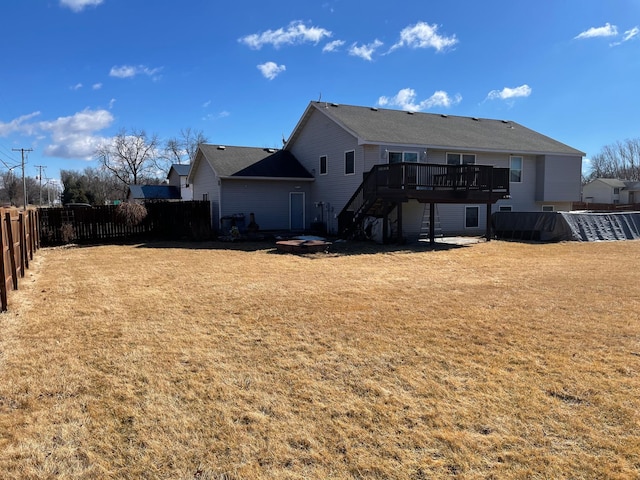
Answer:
[60,223,76,243]
[116,202,148,227]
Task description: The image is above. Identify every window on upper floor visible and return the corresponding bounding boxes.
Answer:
[447,153,476,165]
[388,151,419,163]
[613,187,620,194]
[319,155,327,175]
[510,156,523,183]
[345,150,355,175]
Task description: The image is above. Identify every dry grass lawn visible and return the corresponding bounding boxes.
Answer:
[0,239,639,479]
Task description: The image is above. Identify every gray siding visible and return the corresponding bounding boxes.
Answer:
[535,155,582,202]
[221,180,311,231]
[191,157,220,228]
[288,108,363,231]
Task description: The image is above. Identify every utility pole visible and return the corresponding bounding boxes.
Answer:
[35,165,46,206]
[12,148,33,209]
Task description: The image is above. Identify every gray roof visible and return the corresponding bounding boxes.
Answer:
[168,163,191,177]
[196,145,313,178]
[288,101,584,156]
[128,185,181,200]
[593,178,627,188]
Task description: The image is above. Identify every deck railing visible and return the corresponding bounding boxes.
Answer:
[338,162,510,235]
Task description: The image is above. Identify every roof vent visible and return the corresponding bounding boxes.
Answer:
[501,120,509,123]
[265,148,276,153]
[472,117,479,121]
[331,102,339,107]
[407,111,415,115]
[217,145,226,150]
[370,107,378,111]
[441,114,448,118]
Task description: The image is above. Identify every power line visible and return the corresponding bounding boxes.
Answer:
[12,148,32,208]
[35,165,46,206]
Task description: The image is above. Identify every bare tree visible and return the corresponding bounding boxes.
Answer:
[95,128,160,188]
[0,170,20,206]
[157,128,208,173]
[586,138,640,182]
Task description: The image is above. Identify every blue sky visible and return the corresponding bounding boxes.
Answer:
[1,0,639,186]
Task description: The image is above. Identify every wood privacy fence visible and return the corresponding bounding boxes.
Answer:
[39,201,211,246]
[0,208,40,312]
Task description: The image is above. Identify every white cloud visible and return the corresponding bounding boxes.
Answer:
[0,112,41,137]
[60,0,103,12]
[574,23,618,39]
[1,108,114,159]
[109,65,162,79]
[611,26,640,46]
[323,39,345,53]
[38,108,114,159]
[202,100,212,108]
[71,83,83,90]
[487,84,532,101]
[257,62,286,80]
[377,88,462,112]
[622,26,639,42]
[390,22,458,52]
[349,40,383,61]
[239,21,332,49]
[108,98,116,109]
[92,83,103,90]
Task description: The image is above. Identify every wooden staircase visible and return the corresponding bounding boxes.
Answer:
[418,203,443,241]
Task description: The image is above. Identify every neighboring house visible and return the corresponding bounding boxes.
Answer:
[582,178,640,204]
[127,185,181,202]
[167,163,193,200]
[187,145,313,232]
[189,101,584,240]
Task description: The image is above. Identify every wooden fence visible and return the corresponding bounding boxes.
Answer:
[39,201,211,246]
[0,208,40,312]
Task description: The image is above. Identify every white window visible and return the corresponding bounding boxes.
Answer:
[465,206,480,228]
[404,152,418,163]
[345,150,355,175]
[510,156,523,183]
[447,153,476,165]
[388,151,419,163]
[319,155,327,175]
[499,205,512,212]
[542,205,554,212]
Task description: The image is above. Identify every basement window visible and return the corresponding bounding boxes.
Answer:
[542,205,554,212]
[465,206,480,228]
[499,205,512,212]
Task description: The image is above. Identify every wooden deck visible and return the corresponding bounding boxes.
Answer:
[338,162,510,241]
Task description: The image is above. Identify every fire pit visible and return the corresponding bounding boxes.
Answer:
[276,238,331,253]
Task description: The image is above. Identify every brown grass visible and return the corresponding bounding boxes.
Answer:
[0,239,639,479]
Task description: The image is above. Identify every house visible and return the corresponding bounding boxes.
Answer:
[127,184,181,202]
[189,101,584,241]
[187,145,313,233]
[582,178,640,204]
[167,163,193,201]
